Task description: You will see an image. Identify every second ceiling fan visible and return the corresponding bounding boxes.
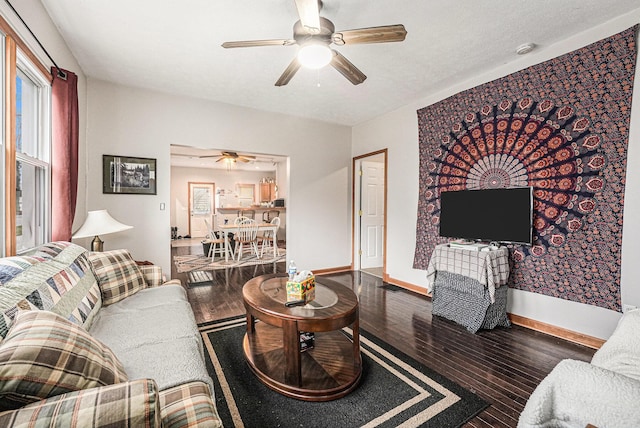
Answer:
[222,0,407,86]
[201,151,256,163]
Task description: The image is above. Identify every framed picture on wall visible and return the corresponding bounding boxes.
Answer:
[103,155,157,195]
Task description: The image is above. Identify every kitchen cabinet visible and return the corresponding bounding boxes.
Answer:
[260,182,276,202]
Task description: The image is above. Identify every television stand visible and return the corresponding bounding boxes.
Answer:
[425,243,511,333]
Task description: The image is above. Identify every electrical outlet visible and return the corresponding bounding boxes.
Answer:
[622,304,637,313]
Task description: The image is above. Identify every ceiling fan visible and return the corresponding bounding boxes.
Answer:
[221,0,407,86]
[173,150,257,163]
[201,151,257,163]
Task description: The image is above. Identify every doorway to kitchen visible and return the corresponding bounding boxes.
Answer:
[353,150,387,278]
[188,182,215,238]
[170,145,289,253]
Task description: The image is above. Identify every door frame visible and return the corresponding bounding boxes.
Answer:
[188,181,215,237]
[352,149,388,274]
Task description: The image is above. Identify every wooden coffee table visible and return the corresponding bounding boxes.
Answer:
[242,274,361,401]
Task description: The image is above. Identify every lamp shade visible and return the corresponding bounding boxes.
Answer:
[72,210,133,239]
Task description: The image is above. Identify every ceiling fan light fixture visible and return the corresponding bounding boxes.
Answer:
[297,43,332,69]
[224,157,236,172]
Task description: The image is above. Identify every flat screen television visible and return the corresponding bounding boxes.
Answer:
[439,187,533,245]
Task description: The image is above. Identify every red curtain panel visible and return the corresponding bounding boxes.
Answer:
[51,68,79,241]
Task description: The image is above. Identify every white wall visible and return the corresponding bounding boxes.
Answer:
[4,0,88,236]
[353,10,640,340]
[275,161,287,201]
[85,80,352,274]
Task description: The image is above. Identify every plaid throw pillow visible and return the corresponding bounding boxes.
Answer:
[138,264,165,287]
[88,249,148,305]
[0,310,128,411]
[159,381,222,428]
[0,379,161,427]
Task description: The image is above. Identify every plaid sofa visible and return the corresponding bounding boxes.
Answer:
[0,242,221,427]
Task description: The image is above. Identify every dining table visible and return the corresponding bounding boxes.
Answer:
[217,222,279,263]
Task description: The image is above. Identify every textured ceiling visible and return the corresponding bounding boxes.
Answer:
[40,0,640,126]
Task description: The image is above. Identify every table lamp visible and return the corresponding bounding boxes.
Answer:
[72,210,133,251]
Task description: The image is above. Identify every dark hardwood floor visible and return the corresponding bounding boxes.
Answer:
[171,244,595,427]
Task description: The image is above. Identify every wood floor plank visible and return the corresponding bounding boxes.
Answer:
[171,244,595,427]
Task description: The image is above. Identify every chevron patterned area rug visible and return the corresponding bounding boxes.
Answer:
[174,252,286,274]
[199,317,488,427]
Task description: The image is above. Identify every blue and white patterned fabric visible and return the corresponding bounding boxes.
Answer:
[0,242,101,339]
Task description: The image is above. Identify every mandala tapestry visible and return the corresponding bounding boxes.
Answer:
[414,26,638,311]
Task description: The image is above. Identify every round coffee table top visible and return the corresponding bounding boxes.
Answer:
[242,274,359,323]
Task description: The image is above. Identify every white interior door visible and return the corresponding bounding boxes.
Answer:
[189,182,214,237]
[360,160,385,269]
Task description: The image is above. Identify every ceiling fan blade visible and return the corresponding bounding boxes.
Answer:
[332,24,407,45]
[275,57,302,86]
[222,39,295,48]
[237,157,253,163]
[294,0,321,34]
[330,51,367,85]
[215,157,225,163]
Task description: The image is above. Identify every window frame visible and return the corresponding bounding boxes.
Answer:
[14,50,51,253]
[0,15,52,256]
[0,36,4,252]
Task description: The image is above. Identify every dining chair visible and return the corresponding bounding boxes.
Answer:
[259,217,280,258]
[203,218,225,260]
[237,209,255,220]
[234,216,252,225]
[234,218,260,261]
[261,210,280,222]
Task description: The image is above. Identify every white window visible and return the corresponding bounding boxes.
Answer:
[14,52,51,253]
